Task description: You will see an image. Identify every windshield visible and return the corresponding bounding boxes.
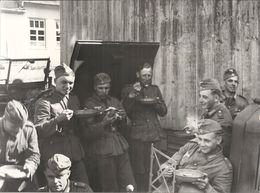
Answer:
[0,59,48,84]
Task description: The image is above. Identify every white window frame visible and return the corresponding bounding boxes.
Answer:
[56,20,60,46]
[29,18,46,47]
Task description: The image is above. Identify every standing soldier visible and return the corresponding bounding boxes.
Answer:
[199,78,233,157]
[121,63,167,192]
[222,68,249,119]
[38,154,92,192]
[34,64,88,186]
[81,73,135,192]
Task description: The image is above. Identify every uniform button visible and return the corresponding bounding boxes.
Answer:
[193,163,197,166]
[147,119,149,122]
[50,141,53,144]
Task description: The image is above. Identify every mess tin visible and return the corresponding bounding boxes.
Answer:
[175,169,205,183]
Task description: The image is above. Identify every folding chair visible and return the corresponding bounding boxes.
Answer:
[149,143,177,193]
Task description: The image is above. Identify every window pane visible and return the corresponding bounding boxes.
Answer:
[56,22,60,29]
[56,31,60,36]
[56,37,60,41]
[30,36,36,40]
[30,30,36,35]
[38,36,44,41]
[40,21,44,28]
[30,20,34,27]
[38,30,44,35]
[35,21,39,28]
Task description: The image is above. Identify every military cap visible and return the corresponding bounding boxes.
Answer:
[54,63,74,80]
[94,72,111,86]
[4,100,28,126]
[197,119,222,135]
[47,154,71,175]
[199,78,221,92]
[223,68,239,80]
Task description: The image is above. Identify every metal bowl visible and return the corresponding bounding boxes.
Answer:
[0,165,27,179]
[137,97,158,105]
[74,109,101,118]
[175,169,205,183]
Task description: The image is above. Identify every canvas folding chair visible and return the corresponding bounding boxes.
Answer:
[149,143,177,193]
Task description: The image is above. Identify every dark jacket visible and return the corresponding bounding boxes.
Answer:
[81,94,129,156]
[121,84,167,142]
[34,90,84,162]
[222,91,249,119]
[38,180,93,192]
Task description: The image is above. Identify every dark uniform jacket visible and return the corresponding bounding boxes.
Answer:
[38,180,93,192]
[0,118,40,175]
[34,90,84,162]
[172,142,233,193]
[121,84,167,142]
[81,94,129,156]
[222,91,249,119]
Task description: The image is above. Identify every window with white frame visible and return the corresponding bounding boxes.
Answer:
[29,18,46,47]
[56,20,60,46]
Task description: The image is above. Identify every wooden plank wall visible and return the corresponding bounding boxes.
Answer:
[60,0,260,130]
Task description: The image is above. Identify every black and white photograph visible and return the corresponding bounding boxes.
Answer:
[0,0,259,192]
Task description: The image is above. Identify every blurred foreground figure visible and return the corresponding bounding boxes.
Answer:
[38,154,92,192]
[0,100,40,191]
[159,119,232,193]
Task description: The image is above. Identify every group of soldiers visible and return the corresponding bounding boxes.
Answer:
[0,61,248,193]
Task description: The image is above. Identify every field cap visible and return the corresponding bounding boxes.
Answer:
[54,63,74,80]
[4,100,28,126]
[94,72,111,86]
[47,154,71,175]
[223,68,239,80]
[197,119,222,135]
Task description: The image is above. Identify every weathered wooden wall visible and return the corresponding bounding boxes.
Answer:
[60,0,260,130]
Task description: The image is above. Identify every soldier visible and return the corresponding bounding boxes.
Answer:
[81,73,135,192]
[38,154,92,192]
[199,78,233,157]
[121,63,167,191]
[222,68,249,119]
[160,119,233,193]
[34,64,88,186]
[0,100,40,191]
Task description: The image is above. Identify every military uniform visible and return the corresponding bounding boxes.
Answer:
[222,91,249,119]
[81,93,135,192]
[171,141,232,193]
[34,90,88,185]
[200,103,233,157]
[38,180,93,192]
[0,100,40,192]
[121,84,167,191]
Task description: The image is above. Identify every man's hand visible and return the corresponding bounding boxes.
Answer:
[102,111,117,125]
[159,163,174,178]
[128,82,142,98]
[23,164,33,178]
[192,174,209,190]
[56,109,74,122]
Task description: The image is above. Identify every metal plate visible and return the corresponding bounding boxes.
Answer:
[175,169,205,182]
[74,109,101,118]
[0,165,27,179]
[137,97,158,105]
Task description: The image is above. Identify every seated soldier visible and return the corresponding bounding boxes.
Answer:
[0,100,40,191]
[38,154,93,192]
[159,119,233,193]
